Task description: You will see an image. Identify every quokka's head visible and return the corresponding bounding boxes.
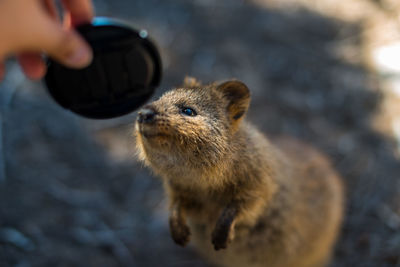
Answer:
[135,77,250,168]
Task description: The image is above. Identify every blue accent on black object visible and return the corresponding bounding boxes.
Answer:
[45,17,162,119]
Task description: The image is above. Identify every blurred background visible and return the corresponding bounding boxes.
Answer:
[1,0,400,266]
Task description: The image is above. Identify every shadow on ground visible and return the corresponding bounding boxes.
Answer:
[0,0,399,266]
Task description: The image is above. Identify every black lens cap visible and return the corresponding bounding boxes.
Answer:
[45,17,162,119]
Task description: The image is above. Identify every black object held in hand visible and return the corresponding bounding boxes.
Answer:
[45,17,162,119]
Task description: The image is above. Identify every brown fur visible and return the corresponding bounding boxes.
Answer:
[134,78,344,267]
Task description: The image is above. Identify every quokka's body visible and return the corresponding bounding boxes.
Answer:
[135,78,344,267]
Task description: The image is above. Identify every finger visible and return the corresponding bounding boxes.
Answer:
[5,1,92,69]
[17,53,47,80]
[0,62,5,81]
[61,0,94,26]
[32,14,93,68]
[63,11,72,29]
[43,0,60,21]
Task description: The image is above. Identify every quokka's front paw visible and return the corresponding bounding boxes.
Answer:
[169,218,191,246]
[211,225,234,251]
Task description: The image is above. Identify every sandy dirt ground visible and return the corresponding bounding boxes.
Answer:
[0,0,399,266]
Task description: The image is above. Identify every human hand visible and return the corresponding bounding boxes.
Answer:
[0,0,94,81]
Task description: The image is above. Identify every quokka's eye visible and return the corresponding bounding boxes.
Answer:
[181,107,197,116]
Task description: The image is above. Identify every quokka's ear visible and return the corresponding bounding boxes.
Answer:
[217,80,250,122]
[183,76,202,88]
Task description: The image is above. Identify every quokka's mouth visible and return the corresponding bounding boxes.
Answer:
[137,122,169,139]
[142,132,169,139]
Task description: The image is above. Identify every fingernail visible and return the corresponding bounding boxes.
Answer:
[65,45,92,68]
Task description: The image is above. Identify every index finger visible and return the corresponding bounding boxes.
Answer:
[61,0,94,26]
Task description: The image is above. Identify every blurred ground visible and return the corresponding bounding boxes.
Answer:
[1,0,400,266]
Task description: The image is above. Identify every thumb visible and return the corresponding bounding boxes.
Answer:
[32,12,93,68]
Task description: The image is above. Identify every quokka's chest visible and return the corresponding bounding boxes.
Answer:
[175,190,228,220]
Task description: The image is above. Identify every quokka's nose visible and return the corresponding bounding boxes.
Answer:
[138,107,157,123]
